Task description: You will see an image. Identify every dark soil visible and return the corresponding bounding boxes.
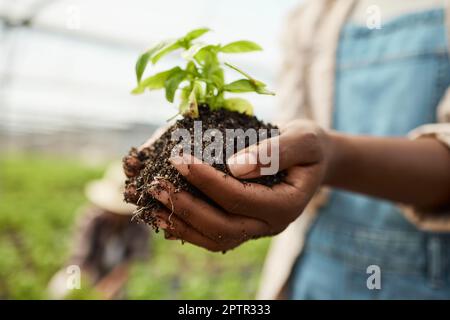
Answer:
[123,105,285,229]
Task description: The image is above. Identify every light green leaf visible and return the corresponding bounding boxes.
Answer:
[164,69,186,102]
[198,50,222,90]
[255,86,275,95]
[186,61,198,76]
[182,43,210,61]
[224,62,253,79]
[135,52,151,83]
[251,79,275,95]
[133,29,273,115]
[131,85,145,95]
[179,84,201,118]
[224,62,275,95]
[200,65,224,89]
[135,41,167,82]
[193,45,219,64]
[180,85,191,102]
[220,40,262,53]
[192,80,205,100]
[223,79,256,93]
[131,67,180,94]
[223,98,254,116]
[151,41,182,65]
[211,74,224,88]
[184,28,210,42]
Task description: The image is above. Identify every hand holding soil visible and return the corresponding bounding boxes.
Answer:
[147,119,328,252]
[122,28,329,252]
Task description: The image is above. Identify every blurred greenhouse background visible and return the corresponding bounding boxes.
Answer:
[0,0,300,299]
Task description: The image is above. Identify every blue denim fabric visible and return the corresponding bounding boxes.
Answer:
[291,8,450,299]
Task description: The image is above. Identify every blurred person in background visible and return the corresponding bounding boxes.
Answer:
[144,0,450,299]
[48,163,150,299]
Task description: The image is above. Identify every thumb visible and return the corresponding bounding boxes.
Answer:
[226,146,261,179]
[226,130,323,179]
[226,135,285,179]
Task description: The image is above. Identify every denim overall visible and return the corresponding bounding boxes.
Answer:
[291,9,450,299]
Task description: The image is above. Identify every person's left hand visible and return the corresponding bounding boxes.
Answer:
[149,119,330,252]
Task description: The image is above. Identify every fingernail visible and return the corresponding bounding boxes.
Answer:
[148,182,170,204]
[169,155,190,176]
[227,152,258,178]
[155,218,168,229]
[149,180,159,188]
[148,180,160,194]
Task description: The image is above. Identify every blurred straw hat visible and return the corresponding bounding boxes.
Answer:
[85,162,136,215]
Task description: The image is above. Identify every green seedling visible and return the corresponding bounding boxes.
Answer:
[132,28,274,118]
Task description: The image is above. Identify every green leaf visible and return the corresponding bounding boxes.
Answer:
[184,28,210,42]
[211,64,224,88]
[131,85,145,95]
[192,80,205,100]
[151,41,182,65]
[197,48,222,90]
[223,79,256,93]
[224,62,253,79]
[135,52,151,83]
[135,29,209,83]
[164,69,186,103]
[223,79,274,95]
[179,83,201,118]
[250,78,275,95]
[186,61,198,76]
[182,43,210,61]
[132,29,273,113]
[220,40,262,53]
[200,65,224,89]
[179,92,198,118]
[224,62,275,95]
[193,45,219,64]
[131,67,180,94]
[211,73,224,88]
[223,98,254,116]
[255,86,275,95]
[180,85,191,102]
[135,42,167,82]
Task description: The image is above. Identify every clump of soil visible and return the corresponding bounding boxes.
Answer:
[123,105,285,229]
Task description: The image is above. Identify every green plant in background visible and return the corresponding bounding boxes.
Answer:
[0,155,270,299]
[132,28,274,118]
